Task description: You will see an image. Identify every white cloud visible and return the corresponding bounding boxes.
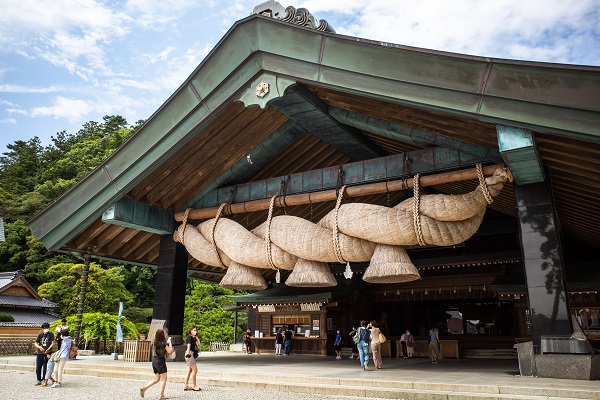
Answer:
[21,96,92,123]
[0,84,63,94]
[296,0,600,65]
[0,117,17,124]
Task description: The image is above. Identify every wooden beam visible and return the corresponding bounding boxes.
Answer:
[176,163,506,221]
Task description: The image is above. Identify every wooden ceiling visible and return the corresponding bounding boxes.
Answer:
[62,84,600,280]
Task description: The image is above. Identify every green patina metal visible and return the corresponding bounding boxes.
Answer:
[270,84,385,161]
[102,197,174,235]
[329,107,502,161]
[27,15,600,253]
[200,147,492,207]
[497,125,545,185]
[237,72,296,109]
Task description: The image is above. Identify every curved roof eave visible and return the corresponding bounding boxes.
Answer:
[27,14,600,253]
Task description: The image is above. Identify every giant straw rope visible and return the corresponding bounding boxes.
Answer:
[173,166,513,286]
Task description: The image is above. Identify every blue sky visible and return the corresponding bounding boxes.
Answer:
[1,0,599,155]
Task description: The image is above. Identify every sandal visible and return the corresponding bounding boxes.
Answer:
[192,386,201,391]
[183,386,191,391]
[139,388,145,398]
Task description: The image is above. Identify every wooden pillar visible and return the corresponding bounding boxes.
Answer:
[152,235,187,341]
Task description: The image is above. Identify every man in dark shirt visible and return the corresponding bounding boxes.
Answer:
[283,326,293,355]
[34,322,55,385]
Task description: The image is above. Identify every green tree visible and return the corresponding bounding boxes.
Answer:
[38,262,133,315]
[118,265,156,308]
[183,282,246,347]
[50,313,139,349]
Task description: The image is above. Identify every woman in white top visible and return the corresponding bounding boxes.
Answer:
[369,320,383,369]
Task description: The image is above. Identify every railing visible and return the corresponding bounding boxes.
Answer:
[209,341,230,352]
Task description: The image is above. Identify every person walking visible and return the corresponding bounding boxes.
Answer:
[243,328,252,354]
[333,329,343,359]
[405,330,415,359]
[275,328,283,356]
[356,320,370,370]
[369,320,383,369]
[52,329,72,388]
[283,325,293,356]
[34,322,55,386]
[41,351,57,387]
[183,325,201,392]
[140,329,173,399]
[348,327,358,359]
[399,330,408,358]
[428,326,442,363]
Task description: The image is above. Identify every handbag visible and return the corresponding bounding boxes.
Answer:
[68,343,78,359]
[378,332,387,344]
[166,348,176,360]
[352,331,360,344]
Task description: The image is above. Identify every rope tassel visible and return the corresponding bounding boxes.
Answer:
[276,269,281,283]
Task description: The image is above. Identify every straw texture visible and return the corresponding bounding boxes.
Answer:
[219,261,267,290]
[363,244,420,283]
[285,259,337,287]
[173,166,513,286]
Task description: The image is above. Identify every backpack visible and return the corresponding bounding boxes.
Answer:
[68,343,78,359]
[352,330,360,344]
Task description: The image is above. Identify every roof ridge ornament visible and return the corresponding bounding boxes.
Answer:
[252,1,335,33]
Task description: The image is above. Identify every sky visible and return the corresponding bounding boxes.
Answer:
[1,0,599,155]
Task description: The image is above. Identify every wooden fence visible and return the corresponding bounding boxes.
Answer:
[0,338,34,355]
[209,341,230,352]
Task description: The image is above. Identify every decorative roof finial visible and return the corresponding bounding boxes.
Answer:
[252,1,336,33]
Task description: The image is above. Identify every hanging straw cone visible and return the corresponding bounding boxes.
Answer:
[286,259,337,287]
[219,261,267,290]
[363,244,420,284]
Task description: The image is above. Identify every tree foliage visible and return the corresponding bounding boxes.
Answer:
[38,262,133,315]
[50,313,139,346]
[183,282,247,346]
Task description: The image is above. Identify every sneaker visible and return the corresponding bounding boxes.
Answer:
[51,383,61,388]
[349,355,353,359]
[35,381,42,386]
[364,362,369,371]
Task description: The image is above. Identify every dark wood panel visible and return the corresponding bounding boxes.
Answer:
[308,85,499,150]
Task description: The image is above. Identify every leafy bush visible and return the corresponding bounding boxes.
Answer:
[124,306,151,323]
[50,313,139,346]
[0,313,14,322]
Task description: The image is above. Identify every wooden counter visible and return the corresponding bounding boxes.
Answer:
[250,337,327,356]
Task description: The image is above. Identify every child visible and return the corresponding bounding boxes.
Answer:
[41,351,58,387]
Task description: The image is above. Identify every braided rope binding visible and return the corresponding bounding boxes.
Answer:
[477,164,494,204]
[333,185,347,264]
[174,208,190,244]
[211,203,227,269]
[265,195,278,270]
[413,174,426,246]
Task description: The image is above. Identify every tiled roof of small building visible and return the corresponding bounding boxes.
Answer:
[0,294,57,308]
[0,270,25,291]
[0,307,61,327]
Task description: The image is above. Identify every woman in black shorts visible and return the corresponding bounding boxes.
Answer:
[140,329,173,399]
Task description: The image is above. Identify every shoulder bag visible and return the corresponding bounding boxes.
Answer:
[378,332,387,344]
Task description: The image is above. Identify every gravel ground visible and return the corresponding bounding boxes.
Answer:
[1,369,391,400]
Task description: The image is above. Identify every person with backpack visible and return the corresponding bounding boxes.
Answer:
[428,326,442,363]
[52,329,73,388]
[356,320,371,370]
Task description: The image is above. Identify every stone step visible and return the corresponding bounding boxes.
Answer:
[1,357,596,400]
